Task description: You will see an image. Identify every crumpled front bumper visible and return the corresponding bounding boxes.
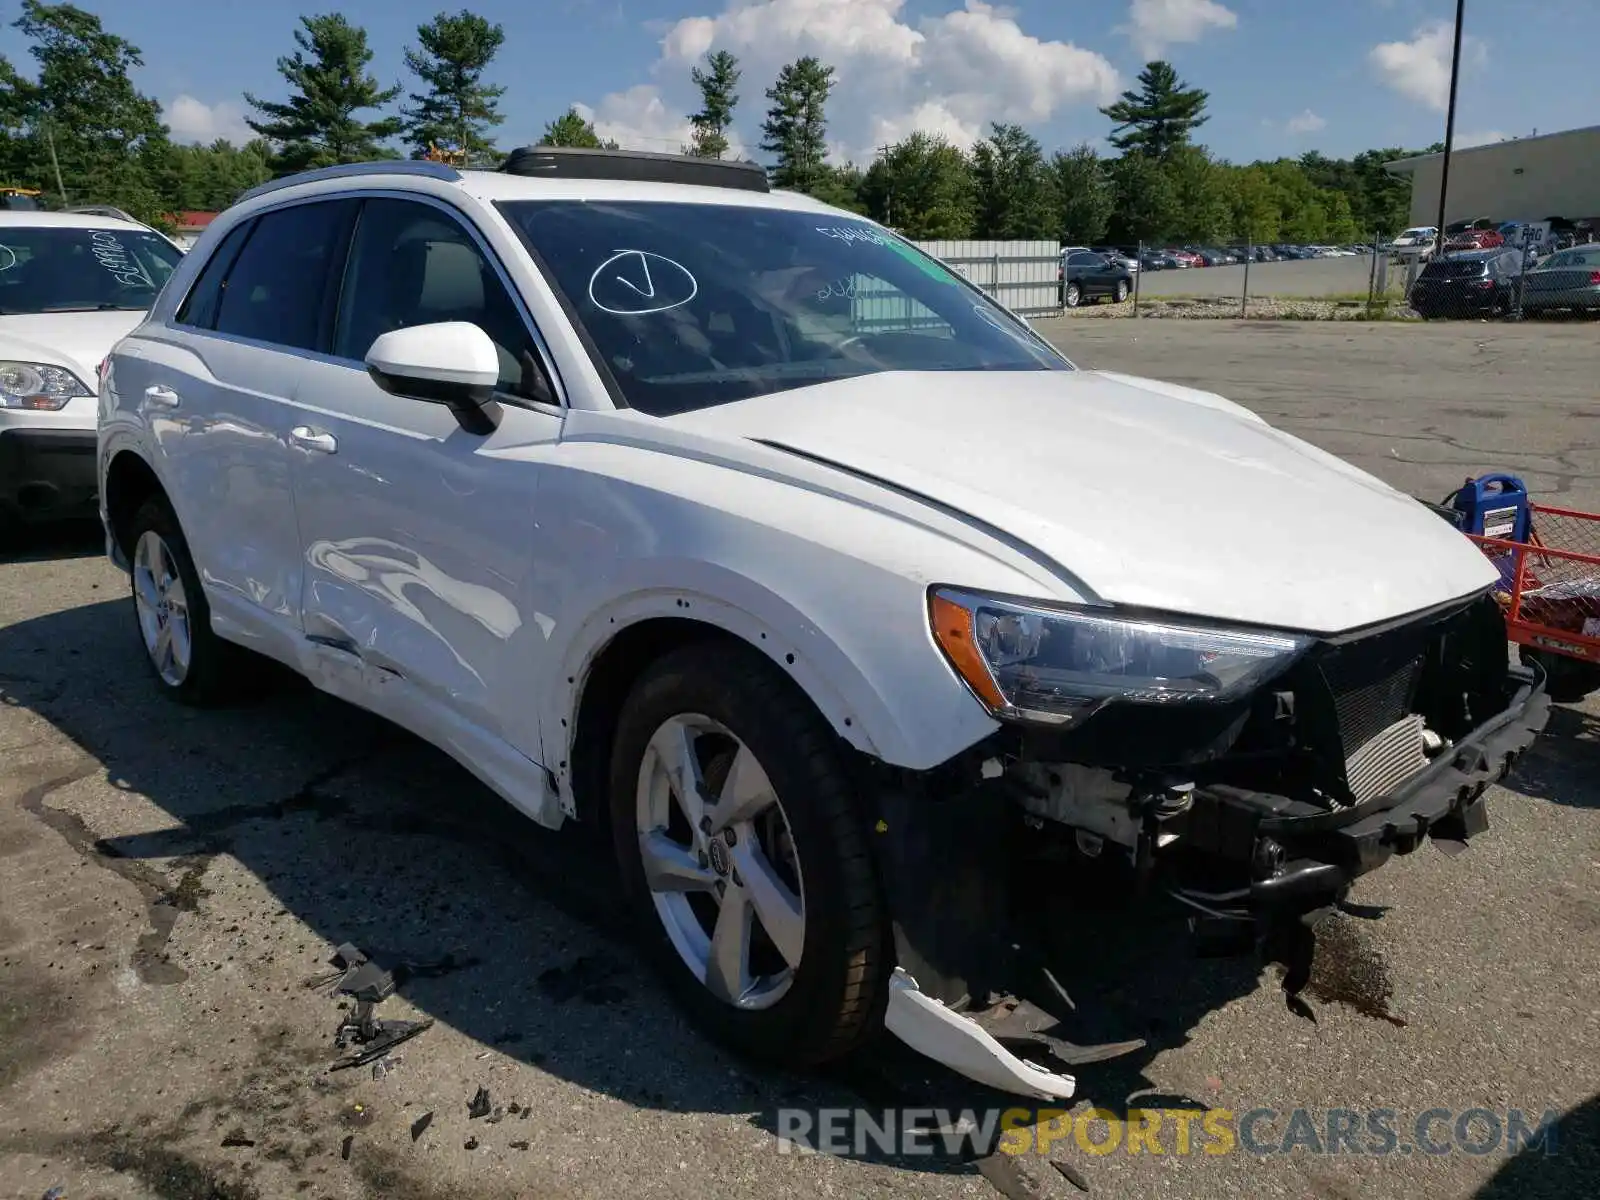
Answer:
[1170,659,1550,937]
[870,657,1550,1101]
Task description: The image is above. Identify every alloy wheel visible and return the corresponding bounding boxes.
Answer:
[634,713,806,1010]
[132,529,192,686]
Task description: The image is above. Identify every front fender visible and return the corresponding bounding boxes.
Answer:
[542,557,1002,805]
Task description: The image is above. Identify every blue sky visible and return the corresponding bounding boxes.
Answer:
[2,0,1593,164]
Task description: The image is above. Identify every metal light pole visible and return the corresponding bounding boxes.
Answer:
[1432,0,1466,257]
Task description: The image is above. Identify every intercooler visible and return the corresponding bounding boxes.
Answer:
[1316,643,1430,804]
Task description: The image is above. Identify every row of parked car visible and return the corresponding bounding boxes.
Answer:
[1407,241,1600,319]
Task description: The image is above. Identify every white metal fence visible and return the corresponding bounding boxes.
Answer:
[847,239,1063,331]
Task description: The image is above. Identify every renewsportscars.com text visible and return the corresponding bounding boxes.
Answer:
[774,1106,1562,1158]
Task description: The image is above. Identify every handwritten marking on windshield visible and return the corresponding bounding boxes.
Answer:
[89,231,154,289]
[588,249,697,315]
[815,226,890,246]
[0,245,14,272]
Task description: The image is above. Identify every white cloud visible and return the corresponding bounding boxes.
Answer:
[576,0,1120,164]
[1368,20,1486,112]
[164,94,255,145]
[1286,108,1327,135]
[1456,129,1508,149]
[575,84,749,156]
[1120,0,1238,60]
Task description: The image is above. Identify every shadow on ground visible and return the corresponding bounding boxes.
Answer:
[1473,1092,1600,1200]
[0,530,1416,1182]
[1500,704,1600,809]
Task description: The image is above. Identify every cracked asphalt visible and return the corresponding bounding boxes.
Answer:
[2,318,1598,1200]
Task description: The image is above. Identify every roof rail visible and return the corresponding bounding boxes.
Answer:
[237,159,462,205]
[65,204,141,223]
[498,146,770,193]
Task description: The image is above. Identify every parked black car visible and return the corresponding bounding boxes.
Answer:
[1408,249,1524,318]
[1062,249,1132,306]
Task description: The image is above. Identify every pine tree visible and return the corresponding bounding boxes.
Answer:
[971,123,1054,239]
[400,9,507,165]
[760,56,834,192]
[1099,61,1209,160]
[245,14,403,173]
[688,50,740,159]
[540,107,618,150]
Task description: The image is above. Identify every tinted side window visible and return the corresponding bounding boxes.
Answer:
[214,200,358,351]
[333,198,547,403]
[1068,252,1100,267]
[175,220,253,329]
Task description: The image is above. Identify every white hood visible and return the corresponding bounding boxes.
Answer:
[667,369,1497,635]
[0,310,144,385]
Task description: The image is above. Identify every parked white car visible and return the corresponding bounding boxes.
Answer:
[97,151,1549,1101]
[1388,226,1439,261]
[1,208,182,523]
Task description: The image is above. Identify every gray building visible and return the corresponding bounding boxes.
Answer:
[1385,124,1600,227]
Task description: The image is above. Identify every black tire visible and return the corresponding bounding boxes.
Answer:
[126,496,261,707]
[1065,282,1081,308]
[608,641,888,1068]
[1520,646,1600,703]
[1114,280,1130,303]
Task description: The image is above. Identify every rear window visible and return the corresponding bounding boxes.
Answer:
[0,224,181,314]
[1545,247,1600,268]
[1420,259,1487,279]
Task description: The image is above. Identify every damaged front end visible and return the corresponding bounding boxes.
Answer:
[868,588,1549,1100]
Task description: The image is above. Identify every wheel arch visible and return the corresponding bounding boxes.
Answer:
[103,447,168,561]
[550,568,993,826]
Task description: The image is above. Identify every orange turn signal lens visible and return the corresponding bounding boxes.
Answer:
[928,592,1006,712]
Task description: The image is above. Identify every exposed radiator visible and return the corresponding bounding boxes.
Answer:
[1344,713,1428,803]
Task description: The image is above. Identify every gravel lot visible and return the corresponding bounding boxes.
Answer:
[2,319,1597,1200]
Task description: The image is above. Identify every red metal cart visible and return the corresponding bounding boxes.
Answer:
[1465,502,1600,701]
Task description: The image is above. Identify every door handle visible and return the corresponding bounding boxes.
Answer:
[142,385,180,409]
[289,426,338,454]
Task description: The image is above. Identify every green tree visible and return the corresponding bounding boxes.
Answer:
[245,14,403,173]
[160,139,273,211]
[760,56,834,193]
[1228,165,1281,244]
[1165,145,1232,243]
[1099,60,1209,160]
[971,122,1053,239]
[539,107,618,149]
[1323,189,1358,242]
[1105,152,1179,245]
[688,49,740,159]
[1049,143,1113,244]
[860,132,974,238]
[400,9,507,164]
[8,1,168,217]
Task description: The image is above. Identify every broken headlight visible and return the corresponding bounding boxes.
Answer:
[929,587,1311,726]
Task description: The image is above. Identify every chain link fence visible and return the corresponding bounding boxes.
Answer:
[1053,225,1600,322]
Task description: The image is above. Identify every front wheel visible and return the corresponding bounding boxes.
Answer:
[608,642,888,1068]
[1114,280,1130,303]
[127,497,261,706]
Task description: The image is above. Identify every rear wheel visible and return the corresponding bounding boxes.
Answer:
[608,642,888,1067]
[1065,282,1082,308]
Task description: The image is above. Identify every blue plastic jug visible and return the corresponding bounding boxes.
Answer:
[1451,474,1531,542]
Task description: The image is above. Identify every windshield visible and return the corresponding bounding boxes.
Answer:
[498,200,1071,416]
[0,225,181,314]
